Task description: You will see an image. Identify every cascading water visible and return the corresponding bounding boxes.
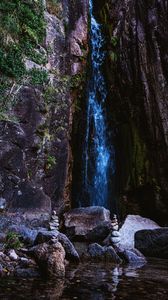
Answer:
[78,0,115,209]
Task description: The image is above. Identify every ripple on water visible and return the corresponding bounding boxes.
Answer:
[0,259,168,299]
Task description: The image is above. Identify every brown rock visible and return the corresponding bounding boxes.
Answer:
[32,242,65,278]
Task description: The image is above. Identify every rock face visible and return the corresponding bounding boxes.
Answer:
[135,228,168,259]
[64,207,111,240]
[0,0,89,222]
[118,215,160,249]
[99,0,168,224]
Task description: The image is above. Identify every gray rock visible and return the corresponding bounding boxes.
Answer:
[121,248,146,264]
[111,231,121,237]
[85,221,112,242]
[14,268,39,278]
[8,225,38,245]
[110,236,121,244]
[8,249,18,261]
[119,215,160,249]
[34,230,58,245]
[135,228,168,259]
[87,243,122,263]
[34,229,79,263]
[58,233,80,263]
[0,263,3,277]
[0,198,6,211]
[64,206,111,239]
[0,233,6,243]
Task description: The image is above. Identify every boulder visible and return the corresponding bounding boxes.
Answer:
[119,215,160,249]
[135,228,168,259]
[31,242,65,278]
[64,206,111,240]
[34,230,58,245]
[120,248,146,264]
[8,225,38,245]
[85,221,112,242]
[87,243,122,263]
[58,233,80,263]
[34,229,79,263]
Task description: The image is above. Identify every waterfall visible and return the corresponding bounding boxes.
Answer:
[78,0,115,209]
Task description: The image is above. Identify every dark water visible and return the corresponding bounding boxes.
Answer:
[0,259,168,299]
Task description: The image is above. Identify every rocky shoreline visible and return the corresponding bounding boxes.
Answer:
[0,207,168,279]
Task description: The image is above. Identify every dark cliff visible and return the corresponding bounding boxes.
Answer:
[99,0,168,224]
[0,0,89,223]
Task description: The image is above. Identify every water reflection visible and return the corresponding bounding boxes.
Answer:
[0,260,168,299]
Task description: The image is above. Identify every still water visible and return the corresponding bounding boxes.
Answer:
[0,259,168,299]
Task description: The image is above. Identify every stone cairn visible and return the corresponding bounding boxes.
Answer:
[110,214,121,246]
[49,210,60,231]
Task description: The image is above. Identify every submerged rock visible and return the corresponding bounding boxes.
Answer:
[64,206,111,240]
[119,215,160,249]
[135,228,168,259]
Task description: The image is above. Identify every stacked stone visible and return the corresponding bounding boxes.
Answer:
[110,215,121,245]
[49,211,59,231]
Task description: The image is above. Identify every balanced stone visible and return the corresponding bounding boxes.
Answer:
[111,224,119,231]
[110,236,121,244]
[111,231,121,237]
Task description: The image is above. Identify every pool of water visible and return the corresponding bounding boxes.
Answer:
[0,259,168,299]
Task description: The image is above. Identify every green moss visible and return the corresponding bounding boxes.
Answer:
[0,44,25,79]
[46,155,57,170]
[0,0,45,77]
[28,68,48,85]
[5,231,23,250]
[0,0,46,119]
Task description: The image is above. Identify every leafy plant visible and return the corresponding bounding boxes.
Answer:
[111,36,118,47]
[46,155,57,170]
[0,0,45,78]
[28,68,48,85]
[5,232,23,250]
[109,51,117,62]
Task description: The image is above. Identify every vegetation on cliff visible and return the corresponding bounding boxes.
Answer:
[0,0,48,120]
